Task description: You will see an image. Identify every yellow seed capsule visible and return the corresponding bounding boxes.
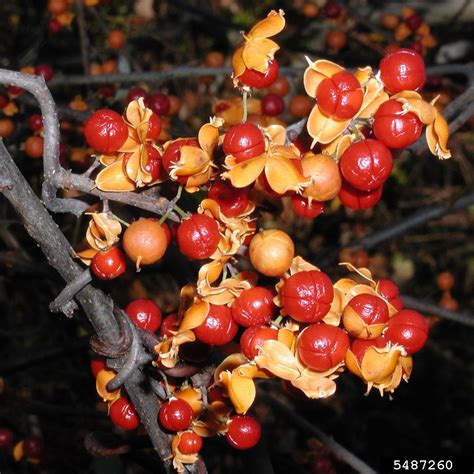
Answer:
[249,229,294,277]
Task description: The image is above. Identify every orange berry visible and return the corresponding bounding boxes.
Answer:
[205,51,225,68]
[381,13,399,30]
[325,30,347,51]
[436,272,455,291]
[249,229,294,277]
[267,76,291,97]
[123,219,168,266]
[48,0,68,16]
[0,118,14,137]
[289,95,313,117]
[101,59,118,75]
[24,136,44,158]
[301,153,341,201]
[168,95,181,116]
[303,3,320,18]
[107,30,126,50]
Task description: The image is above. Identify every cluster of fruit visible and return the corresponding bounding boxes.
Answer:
[0,428,44,465]
[73,8,451,470]
[381,7,437,56]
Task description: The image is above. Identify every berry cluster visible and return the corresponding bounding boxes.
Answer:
[76,9,452,471]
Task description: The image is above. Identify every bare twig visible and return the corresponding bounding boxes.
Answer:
[49,268,92,316]
[75,0,90,75]
[260,391,377,474]
[402,295,474,326]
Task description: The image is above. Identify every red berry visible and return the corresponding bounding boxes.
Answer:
[376,279,404,310]
[8,85,23,97]
[90,358,106,377]
[379,48,426,94]
[35,64,54,82]
[125,299,162,332]
[384,309,429,354]
[160,313,179,338]
[208,180,250,217]
[48,18,62,34]
[0,428,13,448]
[143,144,163,181]
[147,114,162,141]
[99,85,116,99]
[162,138,200,182]
[194,304,237,346]
[159,399,194,431]
[282,270,334,323]
[343,293,389,338]
[91,247,126,280]
[406,14,423,32]
[226,415,261,450]
[324,1,342,18]
[28,114,43,132]
[338,179,383,210]
[23,435,44,459]
[410,40,424,56]
[240,325,278,359]
[149,93,171,116]
[84,109,128,154]
[316,71,363,120]
[127,87,148,104]
[297,324,349,371]
[0,94,8,109]
[291,195,324,219]
[339,139,393,192]
[177,214,220,260]
[231,287,276,327]
[223,123,266,163]
[239,60,279,89]
[373,99,423,149]
[261,94,285,116]
[178,432,203,454]
[109,397,140,430]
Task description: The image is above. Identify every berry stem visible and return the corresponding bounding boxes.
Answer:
[242,90,248,123]
[159,185,184,224]
[108,213,130,227]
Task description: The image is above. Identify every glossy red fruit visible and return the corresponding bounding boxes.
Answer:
[373,99,423,149]
[338,179,383,210]
[127,87,148,103]
[208,180,250,217]
[162,138,200,182]
[91,247,126,280]
[177,214,220,260]
[160,313,179,338]
[0,428,13,448]
[90,358,106,377]
[316,71,363,120]
[23,435,44,458]
[147,114,161,141]
[297,324,350,371]
[144,144,163,181]
[262,94,285,116]
[343,293,389,338]
[226,415,261,450]
[232,287,276,328]
[194,304,237,346]
[84,109,128,154]
[149,93,170,116]
[159,399,194,431]
[324,1,342,18]
[178,432,203,454]
[223,123,266,163]
[28,114,43,132]
[239,60,279,89]
[35,64,54,82]
[376,279,404,310]
[48,18,62,34]
[282,270,334,323]
[291,195,324,219]
[125,299,162,332]
[240,325,278,359]
[379,48,426,94]
[339,139,393,192]
[384,309,429,354]
[109,397,140,430]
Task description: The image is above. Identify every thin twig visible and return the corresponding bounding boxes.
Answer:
[260,391,377,474]
[75,0,90,75]
[49,268,92,316]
